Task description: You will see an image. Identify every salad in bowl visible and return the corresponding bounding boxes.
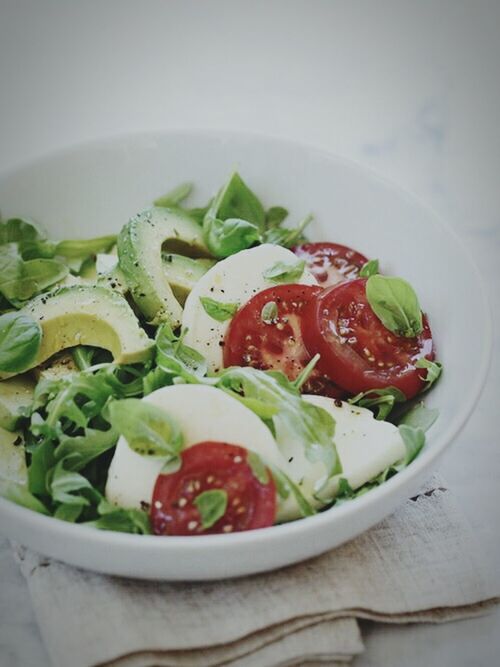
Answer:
[0,172,442,537]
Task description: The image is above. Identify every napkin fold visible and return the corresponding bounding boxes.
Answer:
[14,475,498,667]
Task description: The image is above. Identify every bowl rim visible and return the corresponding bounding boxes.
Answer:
[0,128,493,551]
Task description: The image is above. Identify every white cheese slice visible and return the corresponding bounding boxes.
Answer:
[182,244,317,372]
[105,384,288,510]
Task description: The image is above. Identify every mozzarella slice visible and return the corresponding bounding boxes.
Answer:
[105,384,288,510]
[182,244,317,372]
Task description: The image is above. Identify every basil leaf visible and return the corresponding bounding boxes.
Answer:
[263,259,306,283]
[265,206,289,228]
[366,275,423,337]
[86,506,152,534]
[359,258,379,278]
[54,428,118,471]
[194,489,228,529]
[261,300,278,324]
[399,424,426,465]
[54,503,83,522]
[106,398,183,458]
[0,312,42,373]
[203,216,261,259]
[210,172,265,231]
[397,402,439,432]
[0,218,44,244]
[0,480,49,514]
[155,323,208,383]
[154,182,193,207]
[55,235,116,259]
[348,386,406,421]
[199,296,239,322]
[416,358,443,390]
[215,367,340,479]
[247,451,270,485]
[262,214,313,248]
[50,462,92,506]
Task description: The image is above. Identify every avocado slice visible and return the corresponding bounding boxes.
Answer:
[162,253,216,306]
[0,427,27,485]
[0,375,35,431]
[118,207,211,326]
[0,285,154,379]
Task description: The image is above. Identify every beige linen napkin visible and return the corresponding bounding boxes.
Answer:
[14,475,498,667]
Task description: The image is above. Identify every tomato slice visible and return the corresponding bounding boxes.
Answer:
[151,442,276,536]
[223,284,345,398]
[293,242,369,286]
[302,278,434,398]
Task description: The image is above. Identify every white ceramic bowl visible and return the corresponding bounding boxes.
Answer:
[0,131,491,580]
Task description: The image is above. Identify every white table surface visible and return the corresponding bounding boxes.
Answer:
[0,1,498,665]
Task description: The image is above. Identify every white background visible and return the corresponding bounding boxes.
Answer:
[0,1,499,665]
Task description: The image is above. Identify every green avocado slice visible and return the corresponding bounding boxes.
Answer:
[118,207,211,326]
[0,375,35,431]
[0,285,154,379]
[162,253,216,306]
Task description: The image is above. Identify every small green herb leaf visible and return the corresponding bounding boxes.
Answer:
[261,301,278,324]
[199,296,239,322]
[194,489,228,529]
[263,259,306,284]
[106,398,184,458]
[265,206,289,228]
[50,462,92,506]
[154,182,193,207]
[359,258,379,278]
[416,358,443,390]
[262,214,313,248]
[0,312,42,373]
[366,275,423,337]
[349,386,406,421]
[247,451,270,485]
[210,172,265,231]
[203,216,261,258]
[55,235,116,259]
[399,424,426,465]
[397,403,439,432]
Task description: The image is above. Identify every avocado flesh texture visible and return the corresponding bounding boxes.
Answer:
[0,375,35,431]
[163,254,215,306]
[0,285,154,379]
[118,207,211,326]
[0,427,27,485]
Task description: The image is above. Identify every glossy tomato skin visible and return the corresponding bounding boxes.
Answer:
[293,242,369,286]
[151,442,276,536]
[302,278,434,399]
[223,284,345,398]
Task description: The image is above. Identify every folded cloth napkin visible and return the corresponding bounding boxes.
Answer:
[14,475,498,667]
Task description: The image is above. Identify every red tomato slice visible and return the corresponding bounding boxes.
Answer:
[223,284,345,398]
[293,242,369,286]
[302,278,434,398]
[151,442,276,536]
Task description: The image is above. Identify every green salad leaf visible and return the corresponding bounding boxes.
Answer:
[203,216,261,259]
[0,480,49,514]
[0,218,44,244]
[262,214,312,248]
[265,206,289,228]
[214,367,340,479]
[399,424,426,465]
[154,182,193,208]
[199,296,239,322]
[210,172,266,231]
[366,275,423,337]
[153,323,208,385]
[416,358,443,390]
[359,258,379,278]
[0,312,42,373]
[349,386,406,421]
[194,489,228,529]
[263,259,306,283]
[106,398,183,459]
[54,236,116,259]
